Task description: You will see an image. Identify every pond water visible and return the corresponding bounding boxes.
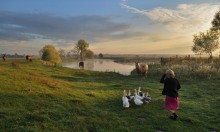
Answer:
[62,59,135,75]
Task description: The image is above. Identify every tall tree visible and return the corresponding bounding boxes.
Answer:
[40,45,61,63]
[211,11,220,32]
[74,39,89,61]
[192,30,219,59]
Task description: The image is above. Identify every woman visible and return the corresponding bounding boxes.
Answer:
[160,69,181,120]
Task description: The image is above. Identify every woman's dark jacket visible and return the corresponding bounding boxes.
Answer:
[160,74,181,97]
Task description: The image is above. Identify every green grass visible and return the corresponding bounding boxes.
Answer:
[0,59,219,131]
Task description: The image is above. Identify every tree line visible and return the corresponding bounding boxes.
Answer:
[0,53,26,58]
[40,39,104,64]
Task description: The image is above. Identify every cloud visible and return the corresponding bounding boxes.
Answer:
[147,34,185,42]
[0,40,42,54]
[121,3,220,34]
[0,11,147,43]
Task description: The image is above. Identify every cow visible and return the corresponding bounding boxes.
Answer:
[79,61,84,69]
[2,54,6,61]
[26,55,32,62]
[135,62,148,77]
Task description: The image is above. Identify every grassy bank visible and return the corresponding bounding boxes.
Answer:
[0,59,219,131]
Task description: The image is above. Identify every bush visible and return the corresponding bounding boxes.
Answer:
[40,45,62,64]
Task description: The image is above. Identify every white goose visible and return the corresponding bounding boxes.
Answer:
[138,87,144,97]
[134,89,143,100]
[146,92,152,101]
[122,90,129,108]
[126,90,134,100]
[134,92,143,106]
[143,92,152,103]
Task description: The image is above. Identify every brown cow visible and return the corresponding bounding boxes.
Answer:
[79,61,84,69]
[135,62,148,77]
[26,55,32,62]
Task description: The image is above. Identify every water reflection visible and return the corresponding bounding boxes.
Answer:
[62,59,135,75]
[98,59,103,64]
[86,60,94,70]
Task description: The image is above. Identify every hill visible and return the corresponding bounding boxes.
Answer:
[0,59,219,131]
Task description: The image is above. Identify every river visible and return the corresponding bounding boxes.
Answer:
[62,59,135,75]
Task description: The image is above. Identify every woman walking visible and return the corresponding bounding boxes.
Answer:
[160,69,181,120]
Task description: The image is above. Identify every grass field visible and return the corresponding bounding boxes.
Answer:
[0,59,219,131]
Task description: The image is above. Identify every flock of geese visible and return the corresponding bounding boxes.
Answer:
[122,87,152,108]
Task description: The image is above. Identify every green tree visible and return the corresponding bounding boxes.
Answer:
[86,49,94,59]
[192,30,219,59]
[40,45,62,63]
[211,11,220,32]
[74,39,89,61]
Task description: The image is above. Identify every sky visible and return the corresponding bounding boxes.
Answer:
[0,0,220,55]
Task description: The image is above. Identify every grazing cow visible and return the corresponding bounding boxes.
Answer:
[2,54,6,61]
[79,61,84,69]
[135,62,148,77]
[135,62,148,87]
[26,55,32,62]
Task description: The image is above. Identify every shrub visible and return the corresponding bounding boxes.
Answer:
[40,45,62,64]
[147,61,220,81]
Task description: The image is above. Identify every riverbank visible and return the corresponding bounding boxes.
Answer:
[0,59,219,131]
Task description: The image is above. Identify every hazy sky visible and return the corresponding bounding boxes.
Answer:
[0,0,220,55]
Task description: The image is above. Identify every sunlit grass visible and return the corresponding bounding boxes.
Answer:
[0,59,219,131]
